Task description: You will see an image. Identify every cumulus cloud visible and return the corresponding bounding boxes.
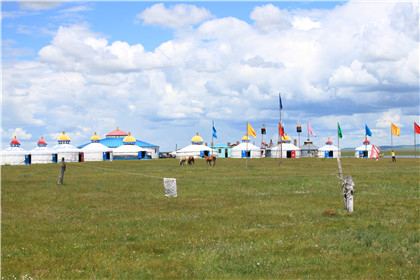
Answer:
[3,128,32,140]
[250,4,292,32]
[137,3,212,28]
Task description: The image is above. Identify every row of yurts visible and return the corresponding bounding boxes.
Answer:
[1,126,374,166]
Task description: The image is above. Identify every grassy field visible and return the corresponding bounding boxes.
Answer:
[1,157,419,279]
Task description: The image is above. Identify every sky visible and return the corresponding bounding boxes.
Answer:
[2,0,419,152]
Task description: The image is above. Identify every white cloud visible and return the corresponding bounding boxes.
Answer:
[250,4,292,32]
[19,1,61,11]
[137,3,212,28]
[3,128,32,140]
[329,60,379,88]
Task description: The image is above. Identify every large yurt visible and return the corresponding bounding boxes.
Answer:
[267,133,301,158]
[81,132,113,161]
[318,138,340,158]
[30,136,56,164]
[78,127,160,159]
[355,138,372,158]
[1,136,28,165]
[300,139,318,157]
[231,134,261,158]
[175,133,217,159]
[52,131,84,162]
[113,132,149,160]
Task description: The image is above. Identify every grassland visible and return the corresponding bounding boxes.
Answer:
[1,157,419,279]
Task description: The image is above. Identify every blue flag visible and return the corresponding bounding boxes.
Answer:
[279,93,283,110]
[212,122,217,139]
[365,124,372,137]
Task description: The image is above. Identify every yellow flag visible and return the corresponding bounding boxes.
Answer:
[391,123,400,136]
[247,122,256,138]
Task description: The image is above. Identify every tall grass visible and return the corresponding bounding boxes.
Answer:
[1,157,419,279]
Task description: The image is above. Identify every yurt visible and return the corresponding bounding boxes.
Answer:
[52,131,84,162]
[113,132,149,160]
[355,138,372,158]
[81,132,113,161]
[318,138,340,158]
[175,133,217,159]
[30,136,56,164]
[301,139,318,157]
[78,127,160,158]
[231,134,261,158]
[267,133,301,158]
[1,136,28,165]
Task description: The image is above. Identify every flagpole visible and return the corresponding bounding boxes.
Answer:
[391,124,393,151]
[246,123,248,169]
[337,122,340,158]
[415,124,417,159]
[279,92,283,164]
[211,121,214,158]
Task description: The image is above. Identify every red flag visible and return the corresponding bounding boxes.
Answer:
[279,123,284,137]
[415,122,420,134]
[370,144,380,161]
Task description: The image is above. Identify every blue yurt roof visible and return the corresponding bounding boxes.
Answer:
[78,138,158,149]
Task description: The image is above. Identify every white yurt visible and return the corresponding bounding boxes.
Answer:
[30,136,56,164]
[1,136,28,165]
[175,133,217,159]
[318,138,340,158]
[113,132,149,160]
[81,132,113,161]
[355,138,372,158]
[267,133,301,158]
[231,134,261,158]
[52,131,84,162]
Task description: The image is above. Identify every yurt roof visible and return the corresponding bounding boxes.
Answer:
[37,136,47,145]
[106,126,128,137]
[191,133,204,144]
[58,131,70,141]
[52,143,79,152]
[2,146,27,154]
[30,146,55,154]
[231,142,260,151]
[91,132,101,141]
[270,143,300,151]
[81,142,112,152]
[78,138,158,149]
[318,144,340,151]
[177,144,215,153]
[355,144,373,151]
[123,132,136,144]
[10,136,21,145]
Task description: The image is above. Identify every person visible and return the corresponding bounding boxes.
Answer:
[58,157,66,184]
[391,150,396,162]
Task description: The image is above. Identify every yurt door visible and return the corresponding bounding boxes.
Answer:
[241,150,246,158]
[291,150,296,158]
[25,154,31,165]
[325,151,329,158]
[329,151,333,158]
[52,154,58,163]
[78,152,84,162]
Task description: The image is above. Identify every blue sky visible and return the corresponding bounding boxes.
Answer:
[2,1,419,151]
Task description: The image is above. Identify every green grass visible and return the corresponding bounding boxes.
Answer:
[2,158,419,279]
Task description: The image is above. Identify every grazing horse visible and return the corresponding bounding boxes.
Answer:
[202,155,216,167]
[187,156,195,165]
[179,157,187,166]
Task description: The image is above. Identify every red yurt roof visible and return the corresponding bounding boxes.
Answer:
[106,126,128,137]
[363,138,370,144]
[325,138,333,144]
[37,136,47,145]
[10,136,20,145]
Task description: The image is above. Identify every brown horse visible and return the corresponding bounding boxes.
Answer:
[179,157,187,166]
[187,156,195,165]
[202,155,216,167]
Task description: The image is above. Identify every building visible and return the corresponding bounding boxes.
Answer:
[52,131,84,162]
[355,138,372,158]
[175,133,218,158]
[213,143,232,158]
[231,134,261,158]
[30,136,56,164]
[78,127,159,158]
[81,132,113,161]
[300,139,318,157]
[1,136,28,165]
[318,138,341,158]
[113,132,150,160]
[267,133,301,158]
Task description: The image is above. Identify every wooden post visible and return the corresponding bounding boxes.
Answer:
[344,175,354,212]
[337,157,355,212]
[58,157,66,184]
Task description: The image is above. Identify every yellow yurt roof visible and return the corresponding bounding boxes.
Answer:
[282,133,291,141]
[242,134,250,141]
[91,132,101,141]
[58,131,70,141]
[191,132,203,143]
[123,132,136,143]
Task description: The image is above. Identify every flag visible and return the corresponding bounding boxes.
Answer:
[338,122,343,139]
[279,123,284,137]
[279,93,283,110]
[308,122,316,137]
[415,122,420,134]
[391,123,400,136]
[365,124,372,137]
[370,144,380,161]
[212,122,217,139]
[247,122,256,138]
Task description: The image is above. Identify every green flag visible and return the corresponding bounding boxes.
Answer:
[338,122,343,138]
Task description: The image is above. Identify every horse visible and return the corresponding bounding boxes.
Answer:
[202,155,216,167]
[187,156,195,165]
[179,157,187,166]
